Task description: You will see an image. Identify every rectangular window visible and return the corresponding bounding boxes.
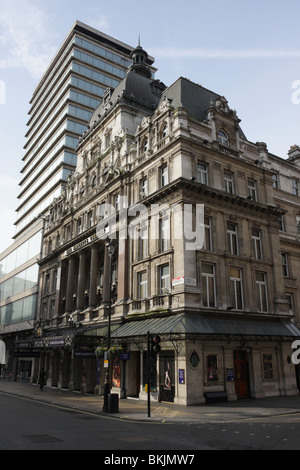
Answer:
[160,216,170,252]
[161,165,168,187]
[251,228,262,260]
[138,271,147,299]
[201,263,216,307]
[248,179,257,201]
[88,211,93,227]
[204,216,212,251]
[115,194,120,212]
[50,299,55,317]
[139,225,148,260]
[160,265,170,294]
[263,354,274,379]
[281,253,289,277]
[292,179,299,196]
[272,173,279,189]
[140,178,148,197]
[296,216,300,237]
[286,293,294,313]
[229,267,243,310]
[278,215,285,232]
[224,171,234,194]
[227,222,239,255]
[197,162,207,185]
[256,272,268,312]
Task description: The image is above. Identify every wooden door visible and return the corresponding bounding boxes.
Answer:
[234,350,249,399]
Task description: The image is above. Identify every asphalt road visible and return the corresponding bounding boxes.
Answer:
[1,392,300,453]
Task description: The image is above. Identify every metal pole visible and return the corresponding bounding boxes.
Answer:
[103,241,113,412]
[147,331,151,418]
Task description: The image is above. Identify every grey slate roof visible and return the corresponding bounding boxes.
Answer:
[111,313,300,339]
[160,77,247,139]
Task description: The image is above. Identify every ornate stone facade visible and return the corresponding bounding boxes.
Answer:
[34,46,300,404]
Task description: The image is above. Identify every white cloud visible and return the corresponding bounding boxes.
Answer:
[151,47,300,60]
[0,0,56,79]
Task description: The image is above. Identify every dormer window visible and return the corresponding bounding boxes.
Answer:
[217,130,229,146]
[143,138,148,153]
[162,124,168,139]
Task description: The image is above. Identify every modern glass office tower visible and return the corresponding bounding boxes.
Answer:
[0,22,154,378]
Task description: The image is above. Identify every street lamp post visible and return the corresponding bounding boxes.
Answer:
[103,238,115,413]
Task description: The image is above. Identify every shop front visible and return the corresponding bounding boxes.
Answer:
[110,312,300,405]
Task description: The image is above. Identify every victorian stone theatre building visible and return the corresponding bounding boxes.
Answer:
[31,44,300,405]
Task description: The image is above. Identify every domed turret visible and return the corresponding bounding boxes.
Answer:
[129,42,152,79]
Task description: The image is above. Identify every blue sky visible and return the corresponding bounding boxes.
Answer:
[0,0,300,252]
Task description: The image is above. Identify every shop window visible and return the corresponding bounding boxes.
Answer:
[207,354,219,381]
[262,354,274,379]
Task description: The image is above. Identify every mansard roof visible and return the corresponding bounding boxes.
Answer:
[160,77,247,139]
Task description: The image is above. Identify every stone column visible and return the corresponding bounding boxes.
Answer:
[102,247,111,305]
[117,236,128,302]
[89,245,99,308]
[66,256,76,312]
[76,250,87,310]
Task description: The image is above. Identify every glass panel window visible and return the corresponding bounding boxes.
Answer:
[161,165,168,187]
[217,130,229,146]
[201,263,216,307]
[227,222,239,255]
[140,178,148,197]
[160,216,170,252]
[139,226,148,260]
[229,267,243,310]
[296,215,300,237]
[224,172,234,194]
[138,271,147,299]
[160,265,170,294]
[281,253,289,277]
[251,228,262,260]
[204,216,212,251]
[272,173,279,189]
[286,293,294,312]
[292,179,299,196]
[248,179,257,201]
[197,163,207,185]
[256,272,268,312]
[162,124,168,138]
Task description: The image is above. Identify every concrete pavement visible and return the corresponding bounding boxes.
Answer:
[1,380,300,424]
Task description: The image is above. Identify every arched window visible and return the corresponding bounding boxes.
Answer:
[161,123,168,139]
[91,174,97,188]
[142,138,148,153]
[217,130,229,146]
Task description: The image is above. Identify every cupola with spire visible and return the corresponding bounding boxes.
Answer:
[129,37,152,79]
